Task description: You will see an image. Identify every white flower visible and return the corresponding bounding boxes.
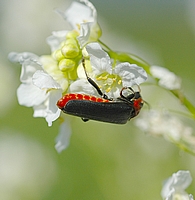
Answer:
[9,53,71,152]
[47,0,101,51]
[161,170,194,200]
[8,52,63,126]
[150,65,181,90]
[73,42,147,98]
[9,52,72,152]
[135,109,193,143]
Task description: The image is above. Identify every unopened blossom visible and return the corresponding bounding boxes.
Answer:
[150,65,181,90]
[161,170,194,200]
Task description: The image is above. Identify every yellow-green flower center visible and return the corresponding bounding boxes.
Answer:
[96,72,122,93]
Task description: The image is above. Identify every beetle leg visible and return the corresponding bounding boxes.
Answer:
[82,58,112,100]
[120,87,135,98]
[81,117,89,122]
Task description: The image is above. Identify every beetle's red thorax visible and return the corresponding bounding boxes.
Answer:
[133,97,143,115]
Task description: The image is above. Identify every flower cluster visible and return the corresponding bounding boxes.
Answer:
[8,0,147,153]
[8,0,195,157]
[135,109,195,155]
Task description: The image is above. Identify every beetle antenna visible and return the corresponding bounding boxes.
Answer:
[137,85,141,93]
[82,58,110,100]
[143,100,150,109]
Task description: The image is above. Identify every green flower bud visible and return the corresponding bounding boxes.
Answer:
[61,38,77,48]
[61,43,80,58]
[52,49,64,61]
[64,38,78,46]
[58,58,76,72]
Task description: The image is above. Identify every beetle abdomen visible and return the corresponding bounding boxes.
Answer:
[62,100,134,124]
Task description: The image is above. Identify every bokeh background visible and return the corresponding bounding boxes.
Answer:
[0,0,195,199]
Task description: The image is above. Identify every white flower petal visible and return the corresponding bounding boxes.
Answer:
[8,52,39,64]
[17,83,48,107]
[77,23,101,48]
[74,1,101,48]
[58,1,95,29]
[115,62,147,87]
[46,31,68,52]
[33,104,47,118]
[77,22,93,47]
[86,43,111,74]
[108,87,121,99]
[45,108,61,127]
[55,119,72,153]
[80,0,97,20]
[69,79,97,96]
[33,89,62,127]
[161,181,174,200]
[32,70,61,90]
[20,61,42,84]
[47,89,62,114]
[86,43,110,62]
[170,171,192,190]
[9,52,42,84]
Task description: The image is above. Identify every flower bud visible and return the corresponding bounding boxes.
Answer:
[61,43,80,58]
[58,59,76,72]
[52,49,64,61]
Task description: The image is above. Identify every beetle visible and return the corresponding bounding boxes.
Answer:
[57,59,144,124]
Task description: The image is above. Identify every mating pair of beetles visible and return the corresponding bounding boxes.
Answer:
[57,59,144,124]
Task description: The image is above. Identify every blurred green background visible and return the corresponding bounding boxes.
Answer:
[0,0,195,199]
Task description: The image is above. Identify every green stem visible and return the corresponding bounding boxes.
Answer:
[98,39,112,52]
[175,142,195,156]
[171,90,195,119]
